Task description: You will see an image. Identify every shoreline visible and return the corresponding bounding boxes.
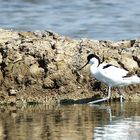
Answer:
[0,28,140,105]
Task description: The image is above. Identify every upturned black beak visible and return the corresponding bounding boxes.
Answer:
[78,61,89,71]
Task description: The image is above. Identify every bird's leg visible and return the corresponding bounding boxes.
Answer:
[117,88,124,103]
[88,86,112,104]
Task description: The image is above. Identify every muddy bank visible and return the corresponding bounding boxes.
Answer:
[0,29,140,105]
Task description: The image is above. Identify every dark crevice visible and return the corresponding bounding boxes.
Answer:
[0,62,7,78]
[37,55,48,76]
[51,44,56,50]
[24,77,32,87]
[130,40,136,47]
[0,47,8,78]
[53,79,61,89]
[91,81,102,91]
[133,55,140,67]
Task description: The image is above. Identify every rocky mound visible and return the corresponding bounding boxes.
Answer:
[0,29,139,105]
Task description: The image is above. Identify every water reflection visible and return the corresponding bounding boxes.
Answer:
[0,102,139,140]
[93,104,140,140]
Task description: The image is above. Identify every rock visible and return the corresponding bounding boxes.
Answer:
[0,28,139,104]
[43,78,54,89]
[0,53,2,64]
[0,29,19,43]
[24,55,36,66]
[8,88,17,96]
[30,63,44,77]
[0,70,3,84]
[119,56,139,70]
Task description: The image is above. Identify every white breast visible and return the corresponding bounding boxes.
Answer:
[90,63,129,87]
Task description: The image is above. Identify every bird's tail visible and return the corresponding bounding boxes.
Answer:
[124,75,140,84]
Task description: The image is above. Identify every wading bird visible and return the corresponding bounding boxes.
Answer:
[79,54,140,104]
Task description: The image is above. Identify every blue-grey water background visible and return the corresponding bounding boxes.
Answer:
[1,0,140,40]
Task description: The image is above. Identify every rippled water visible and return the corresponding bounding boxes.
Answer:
[0,102,140,140]
[0,0,140,40]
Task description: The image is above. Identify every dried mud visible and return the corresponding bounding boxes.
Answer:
[0,29,140,105]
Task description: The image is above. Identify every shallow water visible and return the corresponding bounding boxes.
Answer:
[0,0,140,40]
[0,102,140,140]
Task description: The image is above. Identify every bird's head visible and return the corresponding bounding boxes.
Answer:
[79,54,101,70]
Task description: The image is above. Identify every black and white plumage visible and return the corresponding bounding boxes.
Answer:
[80,54,140,104]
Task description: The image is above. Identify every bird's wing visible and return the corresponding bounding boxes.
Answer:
[99,64,128,78]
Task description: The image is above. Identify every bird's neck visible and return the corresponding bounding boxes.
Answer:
[90,60,99,74]
[89,58,100,67]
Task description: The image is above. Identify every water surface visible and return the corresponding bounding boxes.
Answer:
[0,0,140,40]
[0,102,140,140]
